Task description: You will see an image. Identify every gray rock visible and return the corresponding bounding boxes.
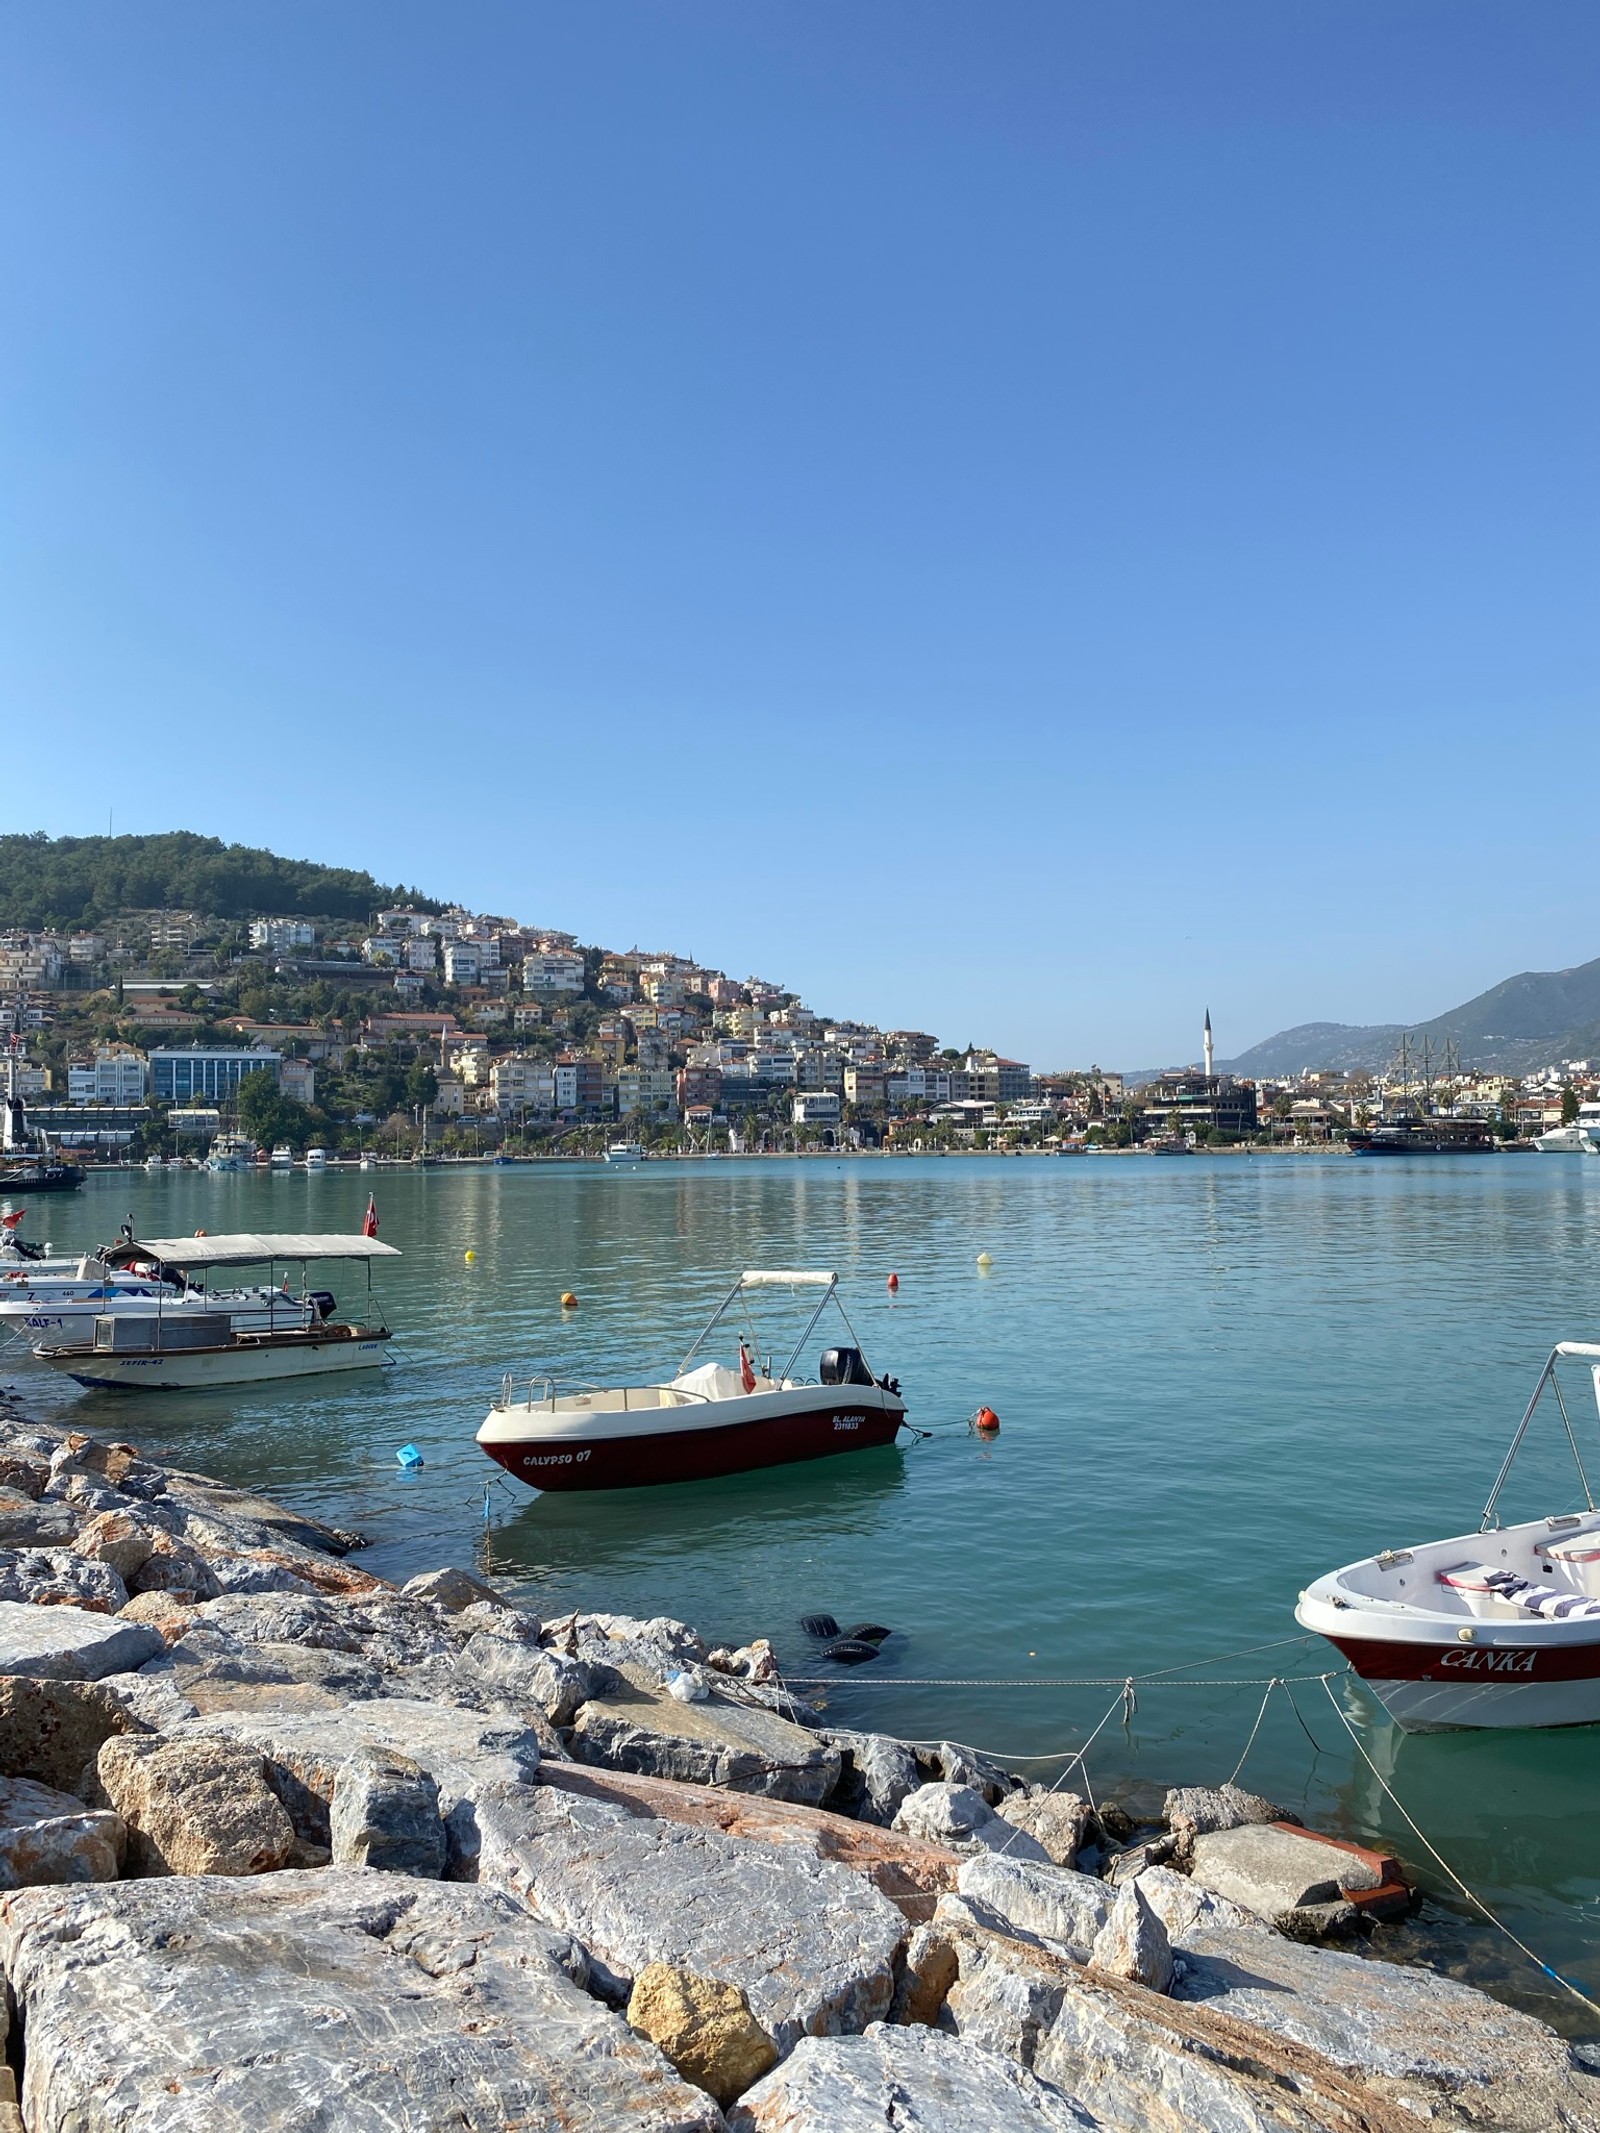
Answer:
[1103,1834,1177,1885]
[953,1853,1113,1960]
[128,1537,223,1599]
[97,1734,296,1877]
[179,1698,542,1872]
[329,1746,447,1877]
[0,1489,78,1549]
[992,1789,1095,1867]
[893,1782,997,1844]
[819,1729,921,1826]
[1174,1923,1597,2132]
[474,1776,908,2054]
[0,1774,124,1888]
[1088,1879,1173,1993]
[727,2024,1096,2130]
[0,1548,128,1612]
[1164,1783,1290,1863]
[0,1869,724,2131]
[1188,1822,1376,1925]
[400,1564,511,1612]
[0,1674,148,1796]
[465,1633,611,1726]
[571,1678,840,1805]
[1126,1863,1268,1945]
[0,1599,163,1681]
[934,1741,1015,1804]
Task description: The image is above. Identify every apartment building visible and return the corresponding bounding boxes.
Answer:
[248,919,317,952]
[525,953,586,998]
[66,1049,149,1105]
[149,1045,282,1103]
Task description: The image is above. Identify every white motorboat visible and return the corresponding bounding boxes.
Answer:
[604,1142,645,1164]
[205,1133,257,1172]
[270,1144,294,1169]
[1298,1342,1600,1729]
[1533,1104,1600,1153]
[479,1270,904,1492]
[144,1154,164,1172]
[34,1231,400,1390]
[304,1147,328,1171]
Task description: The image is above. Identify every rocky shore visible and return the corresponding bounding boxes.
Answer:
[0,1396,1592,2131]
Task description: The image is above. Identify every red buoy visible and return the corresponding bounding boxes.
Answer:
[974,1406,1000,1434]
[887,1272,899,1291]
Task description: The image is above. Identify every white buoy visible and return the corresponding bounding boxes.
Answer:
[976,1251,993,1268]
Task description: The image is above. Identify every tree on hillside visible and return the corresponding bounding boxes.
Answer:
[1561,1087,1580,1125]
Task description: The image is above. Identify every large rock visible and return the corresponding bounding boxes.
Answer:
[0,1488,77,1549]
[1164,1784,1291,1864]
[894,1783,1052,1861]
[540,1760,960,1924]
[571,1678,840,1805]
[953,1853,1113,1959]
[993,1789,1096,1867]
[1188,1822,1381,1926]
[629,1960,779,2106]
[0,1869,724,2131]
[97,1734,295,1876]
[1126,1863,1269,1945]
[73,1508,156,1580]
[1088,1879,1173,1993]
[179,1698,542,1871]
[465,1632,611,1726]
[329,1747,446,1878]
[400,1564,511,1612]
[0,1774,124,1888]
[0,1549,128,1612]
[820,1729,921,1826]
[726,2024,1096,2131]
[0,1675,148,1796]
[474,1777,909,2053]
[0,1599,162,1681]
[1175,1923,1600,2132]
[941,1914,1432,2133]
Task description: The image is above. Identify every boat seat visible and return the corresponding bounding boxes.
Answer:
[1438,1562,1600,1622]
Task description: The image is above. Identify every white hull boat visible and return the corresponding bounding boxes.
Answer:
[604,1143,645,1164]
[304,1148,328,1171]
[1298,1342,1600,1729]
[34,1230,401,1393]
[205,1134,258,1172]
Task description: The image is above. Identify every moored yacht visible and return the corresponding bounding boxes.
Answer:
[270,1144,295,1169]
[604,1142,645,1164]
[205,1133,257,1172]
[1298,1342,1600,1728]
[1533,1103,1600,1154]
[479,1270,904,1491]
[304,1147,328,1171]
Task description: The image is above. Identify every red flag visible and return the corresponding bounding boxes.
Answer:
[739,1342,757,1394]
[1,1210,23,1231]
[362,1194,379,1238]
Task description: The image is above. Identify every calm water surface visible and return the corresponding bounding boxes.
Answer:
[8,1152,1600,2031]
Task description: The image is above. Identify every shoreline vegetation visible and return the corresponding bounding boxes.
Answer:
[0,1392,1589,2127]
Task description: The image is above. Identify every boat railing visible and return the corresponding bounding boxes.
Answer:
[494,1374,713,1414]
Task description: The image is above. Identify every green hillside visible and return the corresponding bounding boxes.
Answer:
[0,832,438,930]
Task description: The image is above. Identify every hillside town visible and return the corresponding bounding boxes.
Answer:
[0,904,1595,1162]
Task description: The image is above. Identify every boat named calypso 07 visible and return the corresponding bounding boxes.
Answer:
[34,1231,401,1391]
[478,1270,905,1491]
[1297,1341,1600,1729]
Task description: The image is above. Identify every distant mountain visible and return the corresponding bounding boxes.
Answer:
[1219,957,1600,1078]
[0,832,439,931]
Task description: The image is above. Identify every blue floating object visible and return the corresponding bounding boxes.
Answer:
[396,1443,424,1470]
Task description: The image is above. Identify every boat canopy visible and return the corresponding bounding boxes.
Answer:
[105,1234,402,1271]
[740,1270,836,1288]
[1557,1342,1600,1360]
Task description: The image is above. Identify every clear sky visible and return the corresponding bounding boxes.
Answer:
[3,4,1596,1068]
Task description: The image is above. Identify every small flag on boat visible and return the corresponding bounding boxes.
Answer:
[362,1194,379,1238]
[739,1342,757,1394]
[1,1210,23,1230]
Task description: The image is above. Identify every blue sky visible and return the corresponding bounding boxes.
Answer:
[3,4,1595,1068]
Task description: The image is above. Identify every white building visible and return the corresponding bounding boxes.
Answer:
[442,941,482,987]
[248,919,316,952]
[491,1056,555,1117]
[66,1050,149,1105]
[404,936,438,972]
[280,1059,316,1106]
[793,1092,841,1127]
[524,953,586,998]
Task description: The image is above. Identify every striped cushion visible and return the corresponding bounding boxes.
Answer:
[1439,1562,1600,1621]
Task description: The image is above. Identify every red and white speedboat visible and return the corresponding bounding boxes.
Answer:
[478,1270,905,1492]
[1298,1341,1600,1730]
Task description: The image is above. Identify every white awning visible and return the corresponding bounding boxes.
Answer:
[1556,1342,1600,1360]
[106,1234,401,1270]
[740,1270,836,1288]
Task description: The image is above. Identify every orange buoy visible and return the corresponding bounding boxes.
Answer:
[887,1272,899,1291]
[974,1406,1000,1434]
[560,1291,578,1308]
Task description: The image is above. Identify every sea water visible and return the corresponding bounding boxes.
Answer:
[10,1152,1600,2029]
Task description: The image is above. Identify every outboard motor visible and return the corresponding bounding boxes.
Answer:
[308,1290,338,1322]
[819,1346,876,1388]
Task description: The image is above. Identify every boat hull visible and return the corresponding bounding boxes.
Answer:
[1323,1628,1600,1730]
[41,1331,391,1391]
[480,1391,904,1492]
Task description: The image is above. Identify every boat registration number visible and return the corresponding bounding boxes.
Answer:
[525,1448,593,1468]
[833,1414,864,1431]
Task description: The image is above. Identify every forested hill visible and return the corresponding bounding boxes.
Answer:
[0,832,438,930]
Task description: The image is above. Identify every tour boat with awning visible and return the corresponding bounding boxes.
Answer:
[33,1232,400,1390]
[1297,1342,1600,1729]
[478,1270,905,1491]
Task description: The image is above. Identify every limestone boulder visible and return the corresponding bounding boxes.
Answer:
[97,1734,295,1877]
[952,1853,1113,1960]
[571,1677,840,1805]
[0,1675,148,1796]
[993,1789,1096,1867]
[1126,1863,1269,1945]
[400,1563,511,1612]
[0,1774,123,1888]
[0,1451,51,1500]
[932,1740,1016,1803]
[73,1508,156,1580]
[0,1869,725,2131]
[0,1488,77,1549]
[465,1632,612,1726]
[819,1729,921,1826]
[1088,1879,1173,1993]
[127,1533,223,1599]
[474,1777,909,2053]
[1188,1822,1380,1926]
[1164,1783,1292,1864]
[726,2024,1096,2131]
[629,1960,779,2105]
[0,1547,127,1612]
[329,1746,447,1878]
[0,1599,162,1680]
[894,1782,1051,1860]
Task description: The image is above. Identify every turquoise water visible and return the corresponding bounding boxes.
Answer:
[8,1152,1600,2033]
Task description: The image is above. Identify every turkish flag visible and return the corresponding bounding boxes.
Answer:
[362,1194,379,1238]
